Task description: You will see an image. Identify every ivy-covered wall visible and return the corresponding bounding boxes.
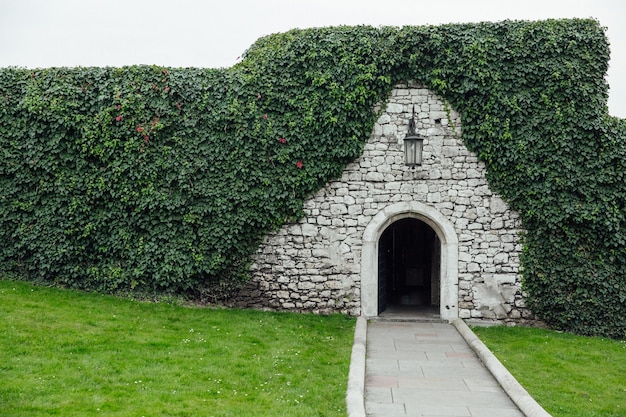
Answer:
[0,19,624,338]
[236,84,529,323]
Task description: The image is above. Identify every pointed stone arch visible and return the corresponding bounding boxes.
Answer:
[361,201,459,320]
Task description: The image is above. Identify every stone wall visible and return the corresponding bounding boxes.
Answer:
[231,84,534,323]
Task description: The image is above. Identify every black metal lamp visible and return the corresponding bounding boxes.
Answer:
[403,105,425,168]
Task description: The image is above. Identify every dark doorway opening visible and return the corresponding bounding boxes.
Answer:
[377,218,440,315]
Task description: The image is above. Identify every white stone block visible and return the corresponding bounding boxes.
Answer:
[475,254,487,264]
[490,218,504,229]
[490,197,508,213]
[429,169,442,179]
[494,274,516,285]
[301,224,318,237]
[298,281,315,290]
[347,205,362,216]
[467,263,480,272]
[365,172,384,182]
[377,114,391,124]
[330,204,347,215]
[386,102,403,113]
[467,168,481,178]
[325,280,343,290]
[382,124,397,136]
[494,253,509,264]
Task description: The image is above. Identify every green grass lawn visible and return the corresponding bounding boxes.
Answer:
[474,325,626,417]
[0,280,355,417]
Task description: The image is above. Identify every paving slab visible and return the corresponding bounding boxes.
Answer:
[364,320,525,417]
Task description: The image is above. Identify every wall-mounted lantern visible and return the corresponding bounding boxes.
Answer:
[403,105,425,168]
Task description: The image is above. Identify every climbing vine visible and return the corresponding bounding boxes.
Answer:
[0,19,623,337]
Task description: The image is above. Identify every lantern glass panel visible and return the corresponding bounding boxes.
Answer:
[404,135,423,167]
[414,139,423,165]
[404,139,416,165]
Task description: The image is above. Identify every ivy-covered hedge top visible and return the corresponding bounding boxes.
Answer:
[1,19,624,337]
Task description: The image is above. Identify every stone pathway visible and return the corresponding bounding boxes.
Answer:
[364,320,525,417]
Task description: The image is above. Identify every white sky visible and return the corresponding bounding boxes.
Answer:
[1,0,624,117]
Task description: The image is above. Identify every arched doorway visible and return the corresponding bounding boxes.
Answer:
[360,201,459,320]
[377,218,440,314]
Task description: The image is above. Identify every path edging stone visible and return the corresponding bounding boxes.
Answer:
[346,316,367,417]
[453,318,553,417]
